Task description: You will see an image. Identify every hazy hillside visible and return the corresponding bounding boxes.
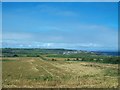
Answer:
[1,48,119,64]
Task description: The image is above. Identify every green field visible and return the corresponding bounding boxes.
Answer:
[2,56,119,88]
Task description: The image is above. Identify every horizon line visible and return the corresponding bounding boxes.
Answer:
[1,47,119,52]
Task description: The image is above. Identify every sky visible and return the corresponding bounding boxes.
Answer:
[2,2,118,51]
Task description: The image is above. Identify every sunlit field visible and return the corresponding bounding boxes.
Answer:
[2,56,118,88]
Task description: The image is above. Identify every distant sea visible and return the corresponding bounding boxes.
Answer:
[95,51,119,56]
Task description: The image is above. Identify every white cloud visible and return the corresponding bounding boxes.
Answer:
[19,44,23,46]
[2,39,117,51]
[39,42,102,48]
[3,32,34,40]
[2,23,118,51]
[36,4,78,17]
[56,11,77,16]
[38,26,60,31]
[28,45,32,47]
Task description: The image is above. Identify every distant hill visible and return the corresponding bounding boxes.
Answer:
[1,48,119,64]
[2,48,77,57]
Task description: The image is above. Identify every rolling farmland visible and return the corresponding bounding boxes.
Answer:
[2,56,119,88]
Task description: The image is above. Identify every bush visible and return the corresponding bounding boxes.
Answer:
[36,55,39,57]
[67,58,70,61]
[51,58,56,61]
[76,58,79,61]
[13,54,18,57]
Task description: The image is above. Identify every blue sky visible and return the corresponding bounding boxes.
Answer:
[2,2,118,51]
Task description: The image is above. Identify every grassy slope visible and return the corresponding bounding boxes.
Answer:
[2,57,118,88]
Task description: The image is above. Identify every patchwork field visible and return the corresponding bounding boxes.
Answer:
[2,57,118,88]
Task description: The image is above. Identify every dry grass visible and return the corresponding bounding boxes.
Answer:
[2,57,118,88]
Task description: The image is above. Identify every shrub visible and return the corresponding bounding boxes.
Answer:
[67,58,70,61]
[51,58,56,61]
[76,58,79,61]
[13,54,18,57]
[36,55,39,57]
